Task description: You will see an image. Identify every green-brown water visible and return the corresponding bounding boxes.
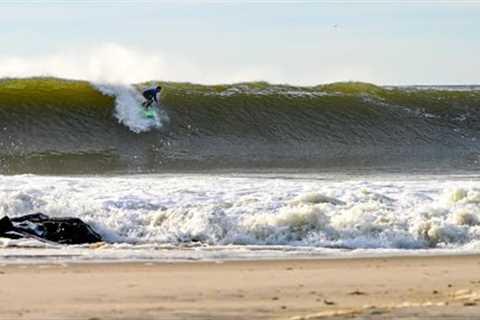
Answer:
[1,77,480,174]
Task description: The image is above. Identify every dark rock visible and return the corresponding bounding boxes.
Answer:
[0,216,24,239]
[0,213,102,244]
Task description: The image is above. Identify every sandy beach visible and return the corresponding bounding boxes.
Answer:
[1,255,480,319]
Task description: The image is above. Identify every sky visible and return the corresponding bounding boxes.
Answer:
[0,0,479,85]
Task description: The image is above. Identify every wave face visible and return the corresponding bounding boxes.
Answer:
[1,78,480,174]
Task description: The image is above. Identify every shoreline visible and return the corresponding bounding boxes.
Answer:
[1,249,480,265]
[2,255,480,319]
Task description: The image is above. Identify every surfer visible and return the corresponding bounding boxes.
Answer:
[142,86,162,108]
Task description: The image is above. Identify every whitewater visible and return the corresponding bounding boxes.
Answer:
[94,83,168,133]
[2,173,480,262]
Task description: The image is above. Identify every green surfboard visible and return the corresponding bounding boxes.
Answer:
[144,109,156,119]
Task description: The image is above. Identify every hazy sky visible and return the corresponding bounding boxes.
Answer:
[0,0,479,85]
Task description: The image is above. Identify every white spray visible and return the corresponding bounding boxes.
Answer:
[94,83,167,133]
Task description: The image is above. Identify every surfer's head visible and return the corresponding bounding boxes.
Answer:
[156,86,162,91]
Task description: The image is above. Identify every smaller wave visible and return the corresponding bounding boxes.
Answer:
[3,175,480,252]
[94,83,167,133]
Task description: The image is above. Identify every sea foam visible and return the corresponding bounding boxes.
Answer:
[2,174,480,257]
[94,83,166,133]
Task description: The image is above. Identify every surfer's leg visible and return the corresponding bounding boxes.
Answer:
[142,99,152,108]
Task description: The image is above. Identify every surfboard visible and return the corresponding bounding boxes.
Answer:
[144,108,156,119]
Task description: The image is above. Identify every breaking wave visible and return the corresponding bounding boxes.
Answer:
[94,83,166,133]
[1,77,480,174]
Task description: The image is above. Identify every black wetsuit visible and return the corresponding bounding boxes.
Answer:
[142,88,160,107]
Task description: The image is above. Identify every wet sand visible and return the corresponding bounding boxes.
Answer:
[1,255,480,319]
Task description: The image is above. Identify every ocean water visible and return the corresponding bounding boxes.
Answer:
[1,78,480,262]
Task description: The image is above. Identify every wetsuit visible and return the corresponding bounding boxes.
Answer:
[142,87,160,107]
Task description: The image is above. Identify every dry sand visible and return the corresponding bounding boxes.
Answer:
[1,255,480,319]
